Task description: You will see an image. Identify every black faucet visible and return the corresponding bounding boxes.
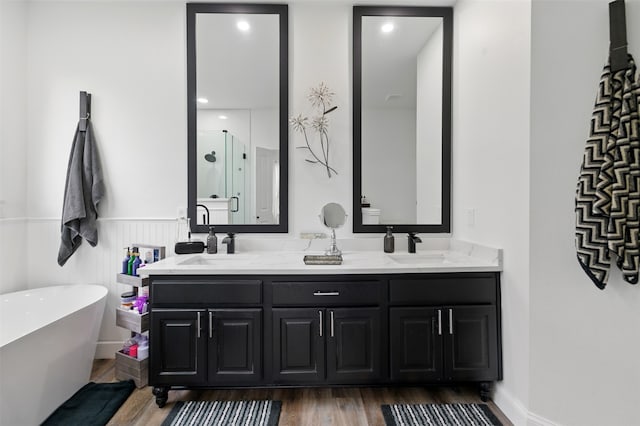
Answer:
[408,232,422,253]
[222,232,235,254]
[196,204,210,225]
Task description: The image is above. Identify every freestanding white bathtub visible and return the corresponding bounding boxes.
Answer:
[0,284,107,426]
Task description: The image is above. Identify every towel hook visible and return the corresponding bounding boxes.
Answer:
[79,91,92,131]
[609,0,628,72]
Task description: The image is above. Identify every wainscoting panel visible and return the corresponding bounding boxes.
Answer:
[26,218,180,356]
[0,219,28,294]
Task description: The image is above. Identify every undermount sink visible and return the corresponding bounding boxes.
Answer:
[177,254,256,266]
[387,253,447,265]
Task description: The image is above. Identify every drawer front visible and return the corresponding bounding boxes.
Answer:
[272,281,381,306]
[152,280,262,306]
[390,274,497,305]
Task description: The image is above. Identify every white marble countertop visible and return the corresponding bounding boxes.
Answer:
[138,238,502,276]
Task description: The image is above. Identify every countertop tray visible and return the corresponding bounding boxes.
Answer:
[303,255,343,265]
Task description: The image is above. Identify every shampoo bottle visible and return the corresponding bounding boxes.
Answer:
[132,251,142,276]
[122,247,130,274]
[207,226,218,254]
[384,226,395,253]
[127,246,138,275]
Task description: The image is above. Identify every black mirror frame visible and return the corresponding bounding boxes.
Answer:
[353,6,452,234]
[187,3,289,233]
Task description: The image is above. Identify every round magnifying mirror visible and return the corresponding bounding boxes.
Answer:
[320,202,346,229]
[319,203,347,256]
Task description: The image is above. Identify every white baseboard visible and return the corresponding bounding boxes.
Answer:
[493,385,562,426]
[493,385,529,425]
[94,341,121,359]
[527,411,562,426]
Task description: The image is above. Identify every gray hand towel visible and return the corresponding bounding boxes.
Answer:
[57,120,105,266]
[575,57,640,289]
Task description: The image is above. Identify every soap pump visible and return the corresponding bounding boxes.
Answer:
[384,226,395,253]
[207,226,218,254]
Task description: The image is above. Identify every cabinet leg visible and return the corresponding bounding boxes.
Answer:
[479,382,491,402]
[152,387,169,408]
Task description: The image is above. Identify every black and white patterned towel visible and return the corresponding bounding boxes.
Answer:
[576,56,640,289]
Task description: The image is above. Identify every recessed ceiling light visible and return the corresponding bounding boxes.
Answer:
[381,23,394,33]
[218,115,228,120]
[237,21,250,32]
[197,97,209,104]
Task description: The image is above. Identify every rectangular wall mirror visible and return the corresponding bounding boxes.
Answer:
[187,3,288,233]
[353,6,452,233]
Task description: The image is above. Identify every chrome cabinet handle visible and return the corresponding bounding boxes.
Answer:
[330,311,335,337]
[197,312,201,338]
[449,309,453,335]
[313,291,340,296]
[319,310,323,337]
[437,309,442,336]
[209,311,213,339]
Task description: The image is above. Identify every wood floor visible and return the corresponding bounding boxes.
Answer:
[91,359,512,426]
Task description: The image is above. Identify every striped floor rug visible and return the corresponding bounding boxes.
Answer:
[382,403,502,426]
[161,400,281,426]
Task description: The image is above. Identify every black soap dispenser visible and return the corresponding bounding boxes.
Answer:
[384,226,395,253]
[207,226,217,254]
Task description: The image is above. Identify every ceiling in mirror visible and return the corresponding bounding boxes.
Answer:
[353,6,452,234]
[187,3,288,234]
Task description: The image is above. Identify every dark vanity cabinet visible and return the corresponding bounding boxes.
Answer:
[149,272,501,406]
[207,309,262,384]
[390,306,498,382]
[150,309,207,386]
[271,280,384,384]
[149,279,263,407]
[389,274,501,401]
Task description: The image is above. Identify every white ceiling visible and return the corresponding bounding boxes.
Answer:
[195,11,443,111]
[362,16,442,109]
[196,13,279,110]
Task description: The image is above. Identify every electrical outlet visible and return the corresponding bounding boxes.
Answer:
[300,232,328,239]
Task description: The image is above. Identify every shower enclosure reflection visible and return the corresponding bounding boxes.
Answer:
[197,129,247,224]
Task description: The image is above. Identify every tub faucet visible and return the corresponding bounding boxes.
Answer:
[222,232,235,254]
[408,232,422,253]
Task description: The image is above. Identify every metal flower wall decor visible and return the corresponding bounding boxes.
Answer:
[289,82,338,178]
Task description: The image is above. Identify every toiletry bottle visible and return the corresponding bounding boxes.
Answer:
[127,246,138,275]
[207,226,218,254]
[121,247,130,274]
[132,251,142,276]
[384,226,395,253]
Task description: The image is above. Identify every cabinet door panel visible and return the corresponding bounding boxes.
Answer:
[150,310,206,385]
[327,307,381,383]
[444,306,498,381]
[272,308,324,383]
[209,309,262,383]
[390,307,441,382]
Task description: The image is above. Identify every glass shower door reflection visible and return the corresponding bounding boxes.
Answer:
[226,133,247,224]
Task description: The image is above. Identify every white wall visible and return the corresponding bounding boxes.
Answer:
[362,108,416,223]
[0,0,28,294]
[530,1,640,425]
[23,1,186,350]
[26,1,186,220]
[416,22,443,224]
[452,1,531,424]
[289,2,352,234]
